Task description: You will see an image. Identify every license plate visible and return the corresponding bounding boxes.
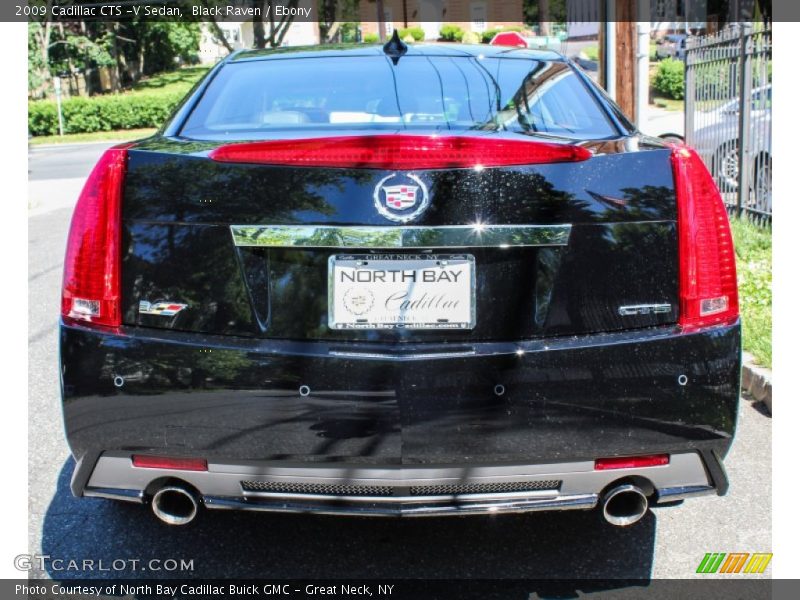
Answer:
[328,254,475,330]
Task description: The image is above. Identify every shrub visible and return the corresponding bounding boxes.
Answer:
[402,34,415,43]
[28,88,186,136]
[28,101,59,136]
[460,31,480,44]
[439,24,464,42]
[653,58,685,100]
[399,27,425,42]
[363,32,379,44]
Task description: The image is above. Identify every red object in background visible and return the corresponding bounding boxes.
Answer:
[490,31,529,49]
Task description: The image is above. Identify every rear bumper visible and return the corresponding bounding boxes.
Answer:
[85,452,717,517]
[61,319,741,512]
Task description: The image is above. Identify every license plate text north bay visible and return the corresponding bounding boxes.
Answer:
[329,254,475,329]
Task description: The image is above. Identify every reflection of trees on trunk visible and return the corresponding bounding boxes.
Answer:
[125,223,254,336]
[125,154,373,223]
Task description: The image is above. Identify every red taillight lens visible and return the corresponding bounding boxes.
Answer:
[594,454,670,470]
[671,146,739,331]
[61,144,130,329]
[132,455,208,472]
[208,135,592,169]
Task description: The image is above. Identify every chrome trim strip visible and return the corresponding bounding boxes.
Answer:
[230,224,572,249]
[655,485,716,503]
[84,487,144,504]
[328,349,477,360]
[202,493,597,517]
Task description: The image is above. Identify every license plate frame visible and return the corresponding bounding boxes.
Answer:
[328,253,476,330]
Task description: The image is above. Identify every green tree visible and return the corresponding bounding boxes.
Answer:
[319,0,360,43]
[251,0,299,49]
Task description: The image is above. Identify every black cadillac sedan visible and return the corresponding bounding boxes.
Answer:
[60,38,740,527]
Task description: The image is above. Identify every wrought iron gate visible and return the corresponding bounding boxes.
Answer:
[685,22,771,221]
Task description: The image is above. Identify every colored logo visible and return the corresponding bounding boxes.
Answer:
[383,184,419,210]
[696,552,772,574]
[139,301,188,317]
[373,173,430,223]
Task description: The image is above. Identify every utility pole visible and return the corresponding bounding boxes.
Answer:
[377,0,386,42]
[614,0,637,120]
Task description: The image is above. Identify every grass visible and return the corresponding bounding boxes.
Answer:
[652,96,684,111]
[130,66,210,95]
[730,217,772,368]
[29,127,157,145]
[582,45,598,61]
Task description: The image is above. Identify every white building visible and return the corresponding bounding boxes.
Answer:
[199,21,320,64]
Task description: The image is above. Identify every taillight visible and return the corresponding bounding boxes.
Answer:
[208,135,592,169]
[671,146,739,331]
[132,455,208,472]
[594,454,669,470]
[61,144,131,329]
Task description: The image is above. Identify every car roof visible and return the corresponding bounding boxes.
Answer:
[229,43,566,63]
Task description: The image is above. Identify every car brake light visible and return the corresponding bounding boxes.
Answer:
[132,455,208,472]
[594,454,669,470]
[671,146,739,331]
[61,144,131,329]
[208,135,592,169]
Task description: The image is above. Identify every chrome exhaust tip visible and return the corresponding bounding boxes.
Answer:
[601,484,649,527]
[151,485,199,526]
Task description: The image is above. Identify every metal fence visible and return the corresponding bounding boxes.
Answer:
[685,22,772,221]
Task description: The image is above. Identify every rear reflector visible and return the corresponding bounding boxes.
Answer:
[594,454,670,470]
[208,135,592,169]
[61,143,131,329]
[671,146,739,331]
[132,455,208,472]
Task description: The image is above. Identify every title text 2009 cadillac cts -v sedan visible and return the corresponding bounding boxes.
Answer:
[60,38,740,527]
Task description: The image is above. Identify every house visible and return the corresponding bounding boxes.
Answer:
[359,0,524,41]
[199,0,321,66]
[565,0,707,41]
[199,20,321,63]
[651,0,707,35]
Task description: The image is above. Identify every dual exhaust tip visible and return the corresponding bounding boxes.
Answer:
[601,484,649,527]
[149,481,649,527]
[151,485,199,526]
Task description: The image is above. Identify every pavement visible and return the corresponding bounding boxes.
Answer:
[642,106,685,140]
[27,142,117,217]
[28,141,770,582]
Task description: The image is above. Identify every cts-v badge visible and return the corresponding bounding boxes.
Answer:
[374,173,429,223]
[139,301,188,317]
[618,304,672,316]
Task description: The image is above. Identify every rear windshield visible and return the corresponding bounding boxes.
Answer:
[180,55,617,140]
